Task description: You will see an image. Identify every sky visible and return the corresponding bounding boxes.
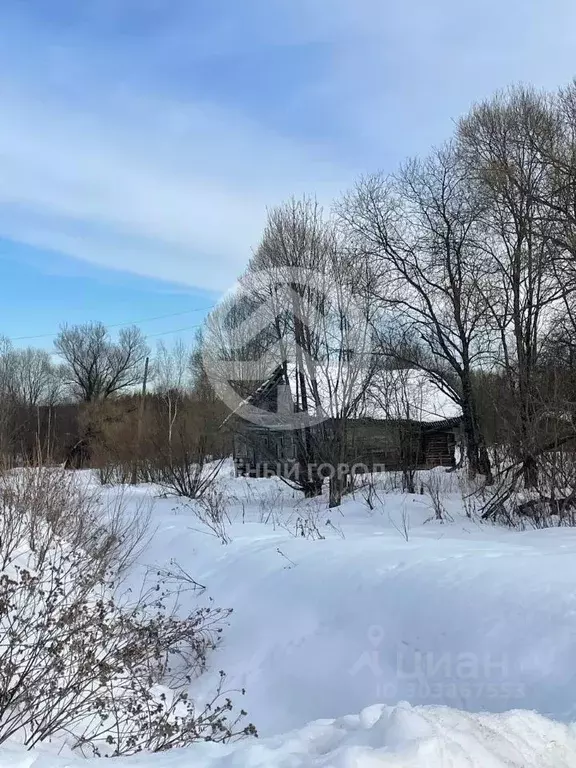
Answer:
[1,0,576,348]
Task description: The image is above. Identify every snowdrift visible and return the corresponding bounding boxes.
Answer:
[3,702,576,767]
[8,467,573,765]
[127,472,576,737]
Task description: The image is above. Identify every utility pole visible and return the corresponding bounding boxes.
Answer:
[131,356,149,484]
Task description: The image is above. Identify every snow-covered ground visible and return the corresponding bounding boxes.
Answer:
[5,704,576,767]
[3,464,576,766]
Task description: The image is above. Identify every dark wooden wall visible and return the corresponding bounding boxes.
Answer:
[233,418,458,477]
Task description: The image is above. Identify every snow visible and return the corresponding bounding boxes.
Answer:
[4,703,576,767]
[2,465,576,766]
[370,369,461,422]
[128,470,576,735]
[227,364,460,424]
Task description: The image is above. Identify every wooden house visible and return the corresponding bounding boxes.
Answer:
[226,364,462,478]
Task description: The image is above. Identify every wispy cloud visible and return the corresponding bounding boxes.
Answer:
[0,83,353,290]
[1,0,576,292]
[0,1,363,291]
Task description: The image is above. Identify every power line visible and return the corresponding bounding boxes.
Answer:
[8,305,215,342]
[146,323,204,338]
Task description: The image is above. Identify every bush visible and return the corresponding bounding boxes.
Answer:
[0,468,256,755]
[0,468,151,578]
[187,484,232,544]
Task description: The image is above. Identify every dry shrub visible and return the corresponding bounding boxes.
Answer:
[88,394,229,497]
[85,399,140,484]
[0,468,256,755]
[147,402,226,499]
[188,484,231,544]
[0,468,151,578]
[423,471,453,522]
[480,448,576,528]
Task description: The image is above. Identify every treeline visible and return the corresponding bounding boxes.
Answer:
[0,326,231,476]
[200,82,576,511]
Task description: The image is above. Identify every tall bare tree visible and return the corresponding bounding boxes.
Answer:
[55,323,149,402]
[6,347,64,407]
[459,86,565,487]
[248,198,377,505]
[153,339,192,451]
[0,338,18,463]
[340,144,493,481]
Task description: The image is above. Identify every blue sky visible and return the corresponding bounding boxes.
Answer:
[2,0,576,348]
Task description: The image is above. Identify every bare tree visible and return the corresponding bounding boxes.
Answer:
[371,367,427,493]
[459,86,565,488]
[55,322,149,402]
[340,144,493,482]
[201,291,274,407]
[153,339,192,452]
[247,198,377,506]
[6,347,64,407]
[0,338,18,464]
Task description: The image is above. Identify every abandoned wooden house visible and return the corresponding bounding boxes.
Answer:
[225,364,463,478]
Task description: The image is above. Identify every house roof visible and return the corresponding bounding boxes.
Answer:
[367,368,461,423]
[223,362,462,427]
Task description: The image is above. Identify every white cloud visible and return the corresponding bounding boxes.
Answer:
[2,0,576,293]
[0,82,355,291]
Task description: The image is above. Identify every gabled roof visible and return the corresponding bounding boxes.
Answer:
[223,362,461,427]
[367,368,461,423]
[221,365,285,427]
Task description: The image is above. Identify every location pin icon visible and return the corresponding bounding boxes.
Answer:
[367,625,385,648]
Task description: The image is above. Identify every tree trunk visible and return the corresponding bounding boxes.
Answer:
[478,441,493,485]
[329,474,345,508]
[302,474,323,498]
[402,468,416,494]
[461,375,493,484]
[522,453,539,489]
